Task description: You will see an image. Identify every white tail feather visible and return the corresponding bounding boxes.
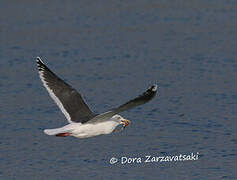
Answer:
[43,124,78,136]
[44,128,65,135]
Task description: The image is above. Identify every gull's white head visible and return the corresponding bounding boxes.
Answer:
[113,115,130,129]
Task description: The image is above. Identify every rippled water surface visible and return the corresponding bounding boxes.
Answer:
[1,0,237,179]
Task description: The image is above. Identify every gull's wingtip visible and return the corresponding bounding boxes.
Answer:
[36,57,44,64]
[151,84,158,92]
[36,57,45,72]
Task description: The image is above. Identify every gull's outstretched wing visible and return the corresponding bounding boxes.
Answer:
[89,85,157,123]
[36,57,95,123]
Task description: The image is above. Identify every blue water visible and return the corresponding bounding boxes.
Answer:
[1,0,237,179]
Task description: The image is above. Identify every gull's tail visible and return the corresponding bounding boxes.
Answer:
[44,126,71,136]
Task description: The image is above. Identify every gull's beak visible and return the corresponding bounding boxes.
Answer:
[121,119,130,129]
[114,119,131,133]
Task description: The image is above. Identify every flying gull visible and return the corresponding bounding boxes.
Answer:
[36,57,157,138]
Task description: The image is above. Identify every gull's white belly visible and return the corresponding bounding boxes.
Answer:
[70,120,119,138]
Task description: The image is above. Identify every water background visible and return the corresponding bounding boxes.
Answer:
[0,0,237,179]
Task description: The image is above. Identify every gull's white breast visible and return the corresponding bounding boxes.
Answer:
[70,119,120,138]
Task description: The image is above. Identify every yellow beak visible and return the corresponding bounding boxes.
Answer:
[121,119,130,129]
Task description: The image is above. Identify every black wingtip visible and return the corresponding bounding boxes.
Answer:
[139,84,158,100]
[151,84,158,92]
[36,57,44,64]
[143,84,158,99]
[36,57,45,71]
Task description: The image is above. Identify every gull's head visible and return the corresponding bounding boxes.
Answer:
[113,115,130,130]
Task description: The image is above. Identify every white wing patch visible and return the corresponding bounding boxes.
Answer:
[37,57,73,123]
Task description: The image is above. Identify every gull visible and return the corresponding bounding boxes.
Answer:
[36,57,157,138]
